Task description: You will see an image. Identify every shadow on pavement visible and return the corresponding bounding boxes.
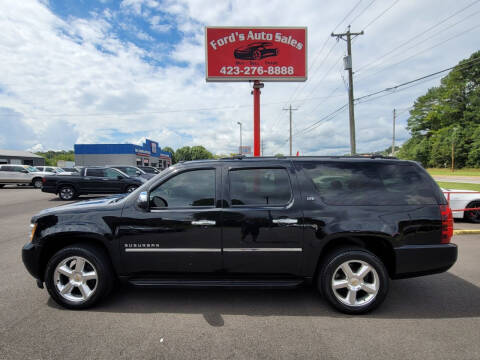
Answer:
[48,272,480,320]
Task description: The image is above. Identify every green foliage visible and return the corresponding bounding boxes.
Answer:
[35,150,74,166]
[398,51,480,168]
[171,145,214,163]
[161,146,175,163]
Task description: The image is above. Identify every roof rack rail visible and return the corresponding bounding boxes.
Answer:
[220,155,245,160]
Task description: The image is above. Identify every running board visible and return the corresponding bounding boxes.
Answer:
[128,278,304,289]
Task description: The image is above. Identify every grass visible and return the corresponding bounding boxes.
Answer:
[436,181,480,192]
[427,168,480,176]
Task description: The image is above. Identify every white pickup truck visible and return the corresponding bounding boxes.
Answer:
[0,165,54,188]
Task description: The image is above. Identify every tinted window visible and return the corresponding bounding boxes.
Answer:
[105,168,122,179]
[115,167,138,176]
[1,166,13,171]
[229,168,292,206]
[149,169,215,208]
[300,162,437,205]
[86,168,105,177]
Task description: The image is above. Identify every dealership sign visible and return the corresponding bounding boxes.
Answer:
[205,27,307,82]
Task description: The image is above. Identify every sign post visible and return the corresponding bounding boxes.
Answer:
[205,26,307,156]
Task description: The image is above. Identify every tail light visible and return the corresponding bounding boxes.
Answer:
[440,205,453,244]
[42,177,46,183]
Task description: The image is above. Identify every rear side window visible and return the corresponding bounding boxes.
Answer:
[229,168,292,206]
[86,168,105,177]
[300,162,437,205]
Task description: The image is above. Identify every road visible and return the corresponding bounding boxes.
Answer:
[433,175,480,184]
[1,187,480,359]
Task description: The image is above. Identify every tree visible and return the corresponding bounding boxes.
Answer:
[190,145,214,160]
[161,146,176,164]
[398,50,480,168]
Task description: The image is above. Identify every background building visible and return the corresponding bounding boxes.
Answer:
[0,150,45,166]
[74,139,172,168]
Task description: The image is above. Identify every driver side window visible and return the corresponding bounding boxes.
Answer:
[149,169,215,208]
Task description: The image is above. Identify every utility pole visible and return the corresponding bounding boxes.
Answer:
[392,108,396,156]
[282,104,298,156]
[332,25,364,155]
[237,121,242,155]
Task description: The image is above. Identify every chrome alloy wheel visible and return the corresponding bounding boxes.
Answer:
[331,260,379,307]
[53,256,98,303]
[60,187,74,200]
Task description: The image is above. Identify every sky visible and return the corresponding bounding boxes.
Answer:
[0,0,479,155]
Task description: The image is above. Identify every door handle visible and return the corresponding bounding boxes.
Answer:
[272,218,298,225]
[191,220,216,226]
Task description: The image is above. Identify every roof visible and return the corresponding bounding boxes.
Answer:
[0,149,43,158]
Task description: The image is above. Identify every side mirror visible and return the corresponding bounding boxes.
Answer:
[137,191,149,210]
[136,171,141,175]
[21,169,28,173]
[117,175,123,180]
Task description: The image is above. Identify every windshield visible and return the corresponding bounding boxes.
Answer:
[25,166,39,172]
[56,168,65,173]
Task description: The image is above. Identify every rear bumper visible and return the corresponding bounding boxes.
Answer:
[393,243,458,279]
[22,242,43,281]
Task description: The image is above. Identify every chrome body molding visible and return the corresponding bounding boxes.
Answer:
[124,248,302,253]
[223,248,302,252]
[125,248,221,253]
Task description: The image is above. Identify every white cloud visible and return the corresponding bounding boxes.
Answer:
[0,0,478,155]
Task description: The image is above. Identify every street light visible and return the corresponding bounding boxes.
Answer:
[237,121,242,155]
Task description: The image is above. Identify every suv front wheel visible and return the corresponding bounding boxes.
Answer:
[319,248,389,314]
[44,244,114,309]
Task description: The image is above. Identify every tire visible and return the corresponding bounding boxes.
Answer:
[464,201,480,223]
[125,185,137,193]
[318,248,389,314]
[32,178,43,189]
[44,244,114,309]
[58,185,76,200]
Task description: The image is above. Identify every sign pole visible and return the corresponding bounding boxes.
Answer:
[253,81,263,157]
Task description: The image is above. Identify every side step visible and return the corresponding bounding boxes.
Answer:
[128,278,304,289]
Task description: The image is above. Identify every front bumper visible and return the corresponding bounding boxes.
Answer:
[22,242,43,281]
[393,243,458,279]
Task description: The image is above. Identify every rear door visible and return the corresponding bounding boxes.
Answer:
[221,162,304,276]
[81,168,106,192]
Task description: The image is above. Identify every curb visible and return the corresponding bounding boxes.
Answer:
[453,230,480,235]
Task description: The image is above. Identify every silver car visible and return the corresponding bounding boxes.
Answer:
[0,165,54,188]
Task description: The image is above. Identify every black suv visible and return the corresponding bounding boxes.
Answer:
[22,157,457,314]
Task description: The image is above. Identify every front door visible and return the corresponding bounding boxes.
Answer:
[118,166,222,274]
[221,164,304,276]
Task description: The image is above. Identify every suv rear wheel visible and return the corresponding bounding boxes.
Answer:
[44,244,114,309]
[319,248,389,314]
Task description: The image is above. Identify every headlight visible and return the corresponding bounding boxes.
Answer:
[30,223,37,242]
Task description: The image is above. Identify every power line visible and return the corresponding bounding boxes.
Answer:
[285,0,364,104]
[349,0,376,26]
[356,22,480,84]
[354,56,480,103]
[360,0,400,30]
[356,0,480,74]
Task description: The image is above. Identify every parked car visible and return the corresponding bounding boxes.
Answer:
[0,164,53,188]
[138,165,161,174]
[442,188,480,223]
[234,42,279,60]
[108,165,155,180]
[41,166,144,200]
[36,166,74,175]
[61,167,80,173]
[22,157,456,313]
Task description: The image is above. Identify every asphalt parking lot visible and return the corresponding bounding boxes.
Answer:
[1,187,480,360]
